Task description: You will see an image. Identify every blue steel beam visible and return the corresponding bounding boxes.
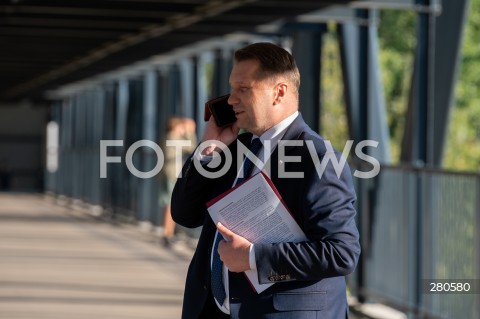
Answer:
[402,0,434,165]
[402,0,467,167]
[137,70,159,224]
[338,10,391,162]
[90,87,104,207]
[100,82,117,211]
[291,24,324,132]
[337,8,391,303]
[212,48,233,98]
[179,59,195,118]
[338,22,360,143]
[193,52,215,135]
[431,0,469,166]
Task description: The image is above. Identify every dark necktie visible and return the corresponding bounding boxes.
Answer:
[211,138,262,305]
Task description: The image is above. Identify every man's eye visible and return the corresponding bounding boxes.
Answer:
[230,86,249,94]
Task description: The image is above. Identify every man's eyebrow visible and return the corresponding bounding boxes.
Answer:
[231,81,253,86]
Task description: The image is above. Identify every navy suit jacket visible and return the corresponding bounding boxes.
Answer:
[171,114,360,319]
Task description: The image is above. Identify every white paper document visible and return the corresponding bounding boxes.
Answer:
[207,171,307,293]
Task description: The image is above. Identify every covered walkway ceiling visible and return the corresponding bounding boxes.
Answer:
[0,0,360,102]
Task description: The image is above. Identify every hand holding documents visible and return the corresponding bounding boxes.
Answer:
[206,171,307,293]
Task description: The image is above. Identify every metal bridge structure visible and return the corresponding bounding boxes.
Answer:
[1,1,478,318]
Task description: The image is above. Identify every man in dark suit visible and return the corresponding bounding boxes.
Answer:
[171,42,360,319]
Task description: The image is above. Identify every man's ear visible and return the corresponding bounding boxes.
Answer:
[273,83,287,105]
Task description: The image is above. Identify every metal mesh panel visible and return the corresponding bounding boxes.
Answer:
[366,169,416,306]
[363,166,479,318]
[421,173,479,318]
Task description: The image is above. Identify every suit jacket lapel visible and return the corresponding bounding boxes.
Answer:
[267,113,308,183]
[280,112,307,142]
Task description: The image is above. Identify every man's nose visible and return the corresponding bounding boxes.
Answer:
[227,93,237,105]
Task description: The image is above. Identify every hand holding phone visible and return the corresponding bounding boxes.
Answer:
[204,94,236,127]
[201,94,239,155]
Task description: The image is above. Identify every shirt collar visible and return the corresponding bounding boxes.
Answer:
[252,111,299,144]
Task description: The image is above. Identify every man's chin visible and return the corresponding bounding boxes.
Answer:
[234,118,246,129]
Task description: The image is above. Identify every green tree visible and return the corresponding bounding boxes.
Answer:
[377,10,416,163]
[444,0,480,171]
[376,5,480,171]
[320,23,349,152]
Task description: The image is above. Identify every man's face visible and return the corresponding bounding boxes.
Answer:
[228,59,275,136]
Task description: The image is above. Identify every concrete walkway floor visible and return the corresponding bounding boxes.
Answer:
[0,193,403,319]
[0,193,191,319]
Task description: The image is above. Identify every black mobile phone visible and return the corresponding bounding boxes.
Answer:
[204,94,236,127]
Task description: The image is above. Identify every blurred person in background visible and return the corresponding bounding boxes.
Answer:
[158,117,197,247]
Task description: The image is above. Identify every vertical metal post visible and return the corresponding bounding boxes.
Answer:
[81,91,89,202]
[101,82,116,212]
[431,0,470,166]
[416,0,434,166]
[84,90,92,204]
[366,12,391,163]
[337,22,359,142]
[414,172,423,319]
[157,65,170,138]
[415,2,435,316]
[45,101,61,194]
[337,12,392,159]
[403,0,436,167]
[179,58,195,117]
[92,88,100,205]
[85,89,94,204]
[91,87,104,209]
[356,8,370,304]
[111,78,129,218]
[68,97,75,200]
[138,70,158,223]
[72,94,81,201]
[338,7,390,302]
[193,53,211,135]
[168,64,180,115]
[191,56,200,131]
[59,99,68,198]
[357,10,369,144]
[291,24,324,132]
[127,78,143,217]
[64,98,73,199]
[212,48,232,98]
